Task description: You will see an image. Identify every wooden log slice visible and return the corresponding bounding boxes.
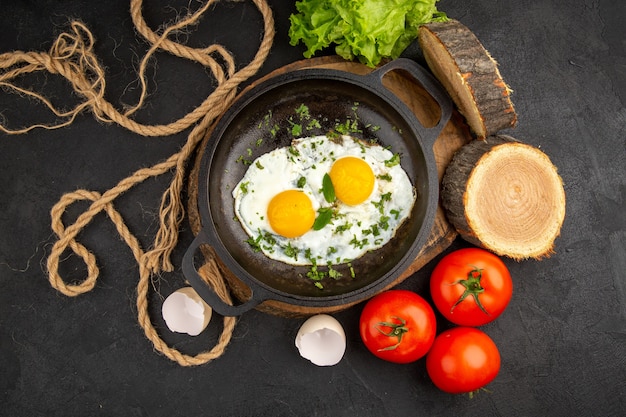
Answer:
[441,135,566,260]
[419,19,517,138]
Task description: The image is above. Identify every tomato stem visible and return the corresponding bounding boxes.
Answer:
[451,266,490,315]
[375,316,408,351]
[468,387,492,399]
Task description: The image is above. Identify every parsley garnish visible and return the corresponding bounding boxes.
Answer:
[350,235,369,249]
[305,250,327,288]
[236,155,252,165]
[295,104,310,119]
[322,173,336,203]
[385,153,400,167]
[290,122,303,137]
[327,263,342,280]
[283,242,299,261]
[378,215,390,231]
[363,224,380,237]
[313,207,333,230]
[334,222,352,234]
[372,192,392,214]
[307,119,321,130]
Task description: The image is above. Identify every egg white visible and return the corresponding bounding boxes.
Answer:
[232,135,416,266]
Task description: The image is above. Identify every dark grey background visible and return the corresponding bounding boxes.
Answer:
[1,0,624,416]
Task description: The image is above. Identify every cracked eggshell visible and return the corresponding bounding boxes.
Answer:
[295,314,346,366]
[162,287,212,336]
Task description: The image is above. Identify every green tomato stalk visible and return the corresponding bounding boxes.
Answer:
[451,267,491,316]
[375,316,409,351]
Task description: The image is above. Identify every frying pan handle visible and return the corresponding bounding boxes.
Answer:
[182,229,268,316]
[366,58,452,146]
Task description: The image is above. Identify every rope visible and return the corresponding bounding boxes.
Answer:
[1,0,275,366]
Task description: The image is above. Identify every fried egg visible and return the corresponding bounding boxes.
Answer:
[232,135,416,266]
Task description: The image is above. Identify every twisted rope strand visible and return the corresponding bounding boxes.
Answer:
[6,0,276,366]
[142,0,275,273]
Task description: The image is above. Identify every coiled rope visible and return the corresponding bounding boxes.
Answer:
[0,0,275,366]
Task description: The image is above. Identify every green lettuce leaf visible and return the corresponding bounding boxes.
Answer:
[289,0,448,67]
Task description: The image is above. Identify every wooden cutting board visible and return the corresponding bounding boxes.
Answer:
[187,56,473,316]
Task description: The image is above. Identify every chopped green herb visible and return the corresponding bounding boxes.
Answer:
[305,252,327,287]
[390,209,400,220]
[322,173,336,203]
[327,264,342,280]
[378,215,390,231]
[313,207,333,230]
[259,110,273,128]
[334,222,352,234]
[377,173,393,181]
[350,235,369,249]
[385,153,401,167]
[372,192,392,214]
[283,242,299,261]
[291,123,303,136]
[245,231,263,252]
[256,138,263,147]
[363,224,380,236]
[295,103,310,119]
[255,161,264,170]
[239,181,250,194]
[262,231,277,246]
[326,130,341,140]
[297,176,307,188]
[307,119,321,130]
[335,118,360,134]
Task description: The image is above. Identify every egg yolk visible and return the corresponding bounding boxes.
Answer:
[329,156,375,205]
[267,190,316,238]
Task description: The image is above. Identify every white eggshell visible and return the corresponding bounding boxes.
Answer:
[295,314,346,366]
[162,287,212,336]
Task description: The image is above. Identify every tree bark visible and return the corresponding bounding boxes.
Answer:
[419,19,517,139]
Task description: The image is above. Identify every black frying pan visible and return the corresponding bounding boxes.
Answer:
[183,58,452,316]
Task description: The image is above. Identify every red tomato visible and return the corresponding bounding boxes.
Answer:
[426,327,501,394]
[359,290,436,364]
[430,248,512,326]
